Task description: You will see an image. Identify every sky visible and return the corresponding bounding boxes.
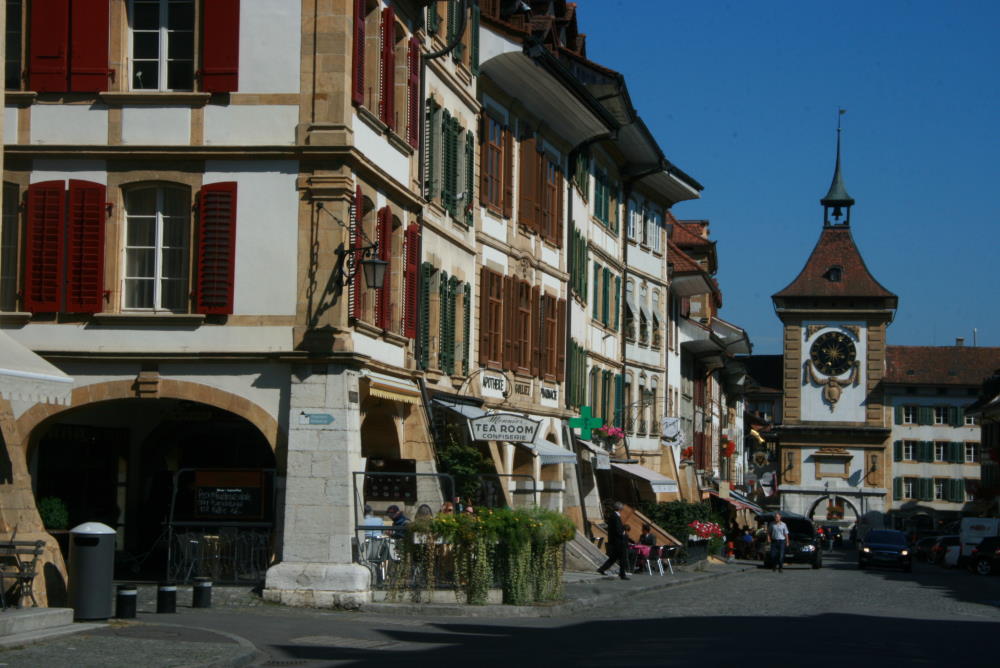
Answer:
[580,0,999,355]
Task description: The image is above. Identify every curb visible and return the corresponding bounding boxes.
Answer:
[359,563,756,618]
[136,622,261,668]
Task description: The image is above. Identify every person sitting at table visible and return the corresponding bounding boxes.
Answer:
[385,505,409,537]
[360,504,384,538]
[439,501,454,515]
[638,523,656,547]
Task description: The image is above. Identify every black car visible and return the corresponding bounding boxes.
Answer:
[970,536,1000,576]
[758,512,823,569]
[913,536,939,562]
[859,529,912,572]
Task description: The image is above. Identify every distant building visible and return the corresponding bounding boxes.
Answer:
[967,369,1000,516]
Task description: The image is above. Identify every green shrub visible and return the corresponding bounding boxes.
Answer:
[37,497,69,530]
[639,500,724,543]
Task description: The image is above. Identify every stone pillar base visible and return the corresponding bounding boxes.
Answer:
[263,561,371,610]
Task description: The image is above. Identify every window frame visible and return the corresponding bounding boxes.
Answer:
[933,406,947,425]
[903,477,915,499]
[128,0,196,92]
[902,440,916,461]
[902,405,916,424]
[965,442,980,464]
[122,183,192,312]
[934,441,946,462]
[5,0,23,91]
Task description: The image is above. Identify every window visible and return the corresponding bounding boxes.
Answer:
[123,186,190,310]
[24,0,111,92]
[637,377,646,435]
[934,406,947,425]
[642,208,653,247]
[651,290,662,348]
[480,115,505,212]
[903,478,915,499]
[478,267,504,368]
[650,377,659,434]
[934,441,947,462]
[638,284,648,344]
[5,0,22,90]
[421,270,468,376]
[934,479,945,501]
[1,183,18,311]
[515,280,532,373]
[516,129,563,245]
[965,414,978,426]
[649,209,662,253]
[540,293,562,379]
[903,440,915,460]
[626,200,638,240]
[902,406,916,424]
[130,0,194,90]
[965,443,980,464]
[624,280,635,339]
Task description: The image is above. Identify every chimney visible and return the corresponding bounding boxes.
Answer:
[955,337,965,347]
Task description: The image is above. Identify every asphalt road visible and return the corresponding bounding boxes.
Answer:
[3,548,997,667]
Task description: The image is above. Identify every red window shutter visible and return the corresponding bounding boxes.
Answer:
[502,126,513,218]
[502,274,515,371]
[68,0,110,92]
[478,266,490,366]
[407,36,421,148]
[530,285,541,378]
[201,0,240,93]
[379,6,395,128]
[24,181,66,312]
[65,180,105,313]
[403,223,420,338]
[28,0,70,92]
[556,298,566,381]
[196,182,238,314]
[518,133,537,231]
[375,206,392,329]
[352,0,366,106]
[351,186,365,320]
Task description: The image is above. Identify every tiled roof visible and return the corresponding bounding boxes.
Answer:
[668,241,702,274]
[884,346,1000,386]
[773,225,896,299]
[671,220,712,248]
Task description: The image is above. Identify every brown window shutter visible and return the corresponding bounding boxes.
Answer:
[531,284,541,377]
[502,126,514,219]
[518,132,536,231]
[554,168,564,248]
[24,181,67,313]
[556,298,566,381]
[479,114,489,207]
[65,180,106,313]
[502,274,515,370]
[351,186,365,320]
[379,6,396,129]
[478,266,491,366]
[375,206,392,329]
[351,0,366,105]
[403,223,420,338]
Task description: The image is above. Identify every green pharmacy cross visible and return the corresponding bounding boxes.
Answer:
[569,406,604,440]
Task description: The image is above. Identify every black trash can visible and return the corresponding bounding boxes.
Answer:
[67,522,116,621]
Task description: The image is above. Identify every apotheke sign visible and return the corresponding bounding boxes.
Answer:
[469,414,540,443]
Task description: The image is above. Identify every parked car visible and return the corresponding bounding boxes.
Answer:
[928,535,961,567]
[758,512,823,569]
[858,529,912,572]
[970,536,1000,576]
[913,536,939,562]
[959,518,1000,567]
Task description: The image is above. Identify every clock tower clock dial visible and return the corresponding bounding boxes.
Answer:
[809,331,856,376]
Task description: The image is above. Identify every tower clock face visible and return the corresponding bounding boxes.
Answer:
[809,331,856,375]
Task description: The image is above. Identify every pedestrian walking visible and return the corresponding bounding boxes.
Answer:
[597,501,631,580]
[767,512,790,572]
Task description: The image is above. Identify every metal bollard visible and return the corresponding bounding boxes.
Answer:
[156,582,177,613]
[115,584,137,619]
[192,578,212,608]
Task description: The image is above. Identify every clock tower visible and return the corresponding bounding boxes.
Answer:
[771,129,898,527]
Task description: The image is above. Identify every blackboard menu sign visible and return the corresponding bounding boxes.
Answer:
[364,458,417,502]
[194,470,266,520]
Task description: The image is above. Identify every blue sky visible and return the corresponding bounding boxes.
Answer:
[581,0,999,354]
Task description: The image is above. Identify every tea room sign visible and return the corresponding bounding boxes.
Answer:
[468,414,540,443]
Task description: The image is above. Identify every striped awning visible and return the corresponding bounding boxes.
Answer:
[612,462,678,493]
[362,370,421,405]
[0,330,73,405]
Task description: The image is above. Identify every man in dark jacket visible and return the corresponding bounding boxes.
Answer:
[598,501,631,580]
[386,505,409,537]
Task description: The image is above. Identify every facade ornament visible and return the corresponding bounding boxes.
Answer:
[805,359,860,409]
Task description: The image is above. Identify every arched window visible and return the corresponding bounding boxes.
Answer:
[651,289,661,348]
[637,375,647,435]
[624,372,634,434]
[123,185,191,311]
[638,283,648,345]
[650,377,659,436]
[626,199,638,240]
[624,279,635,339]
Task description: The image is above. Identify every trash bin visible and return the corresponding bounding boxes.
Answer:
[68,522,116,621]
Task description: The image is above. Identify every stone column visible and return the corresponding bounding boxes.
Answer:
[264,363,369,608]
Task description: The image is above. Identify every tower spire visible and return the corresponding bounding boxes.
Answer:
[821,109,855,226]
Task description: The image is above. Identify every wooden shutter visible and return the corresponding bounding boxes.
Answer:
[613,274,621,331]
[195,182,237,314]
[418,262,433,369]
[470,1,480,75]
[554,167,564,247]
[24,181,66,312]
[502,126,514,218]
[462,281,471,375]
[893,477,902,500]
[68,0,110,92]
[894,405,904,424]
[440,111,454,214]
[601,267,610,325]
[201,0,240,93]
[351,186,365,320]
[379,6,395,128]
[65,180,105,313]
[502,274,515,371]
[592,262,600,319]
[403,223,420,338]
[375,206,392,329]
[518,132,537,231]
[556,298,566,381]
[893,441,902,462]
[613,373,623,428]
[530,285,541,378]
[465,131,475,226]
[352,0,366,105]
[479,114,489,207]
[478,266,490,366]
[28,0,70,92]
[407,36,420,148]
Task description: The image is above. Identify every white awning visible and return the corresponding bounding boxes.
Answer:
[729,490,765,514]
[0,330,73,405]
[431,398,487,420]
[362,370,421,405]
[577,438,611,470]
[530,438,577,465]
[612,462,678,493]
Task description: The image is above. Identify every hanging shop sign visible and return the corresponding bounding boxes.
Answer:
[480,372,508,399]
[469,413,540,443]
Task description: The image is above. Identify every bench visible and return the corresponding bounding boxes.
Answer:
[0,539,45,609]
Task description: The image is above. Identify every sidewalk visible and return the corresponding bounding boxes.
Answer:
[0,559,756,667]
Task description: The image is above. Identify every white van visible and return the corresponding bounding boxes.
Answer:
[959,518,1000,564]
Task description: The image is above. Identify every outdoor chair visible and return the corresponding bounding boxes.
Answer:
[659,545,678,575]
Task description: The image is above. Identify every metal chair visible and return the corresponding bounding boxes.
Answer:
[659,545,678,575]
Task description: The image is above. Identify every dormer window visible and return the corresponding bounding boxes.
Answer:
[823,266,843,282]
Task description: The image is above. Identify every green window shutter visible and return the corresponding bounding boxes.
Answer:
[894,405,904,425]
[893,440,902,462]
[593,262,601,320]
[613,275,621,331]
[952,442,963,463]
[437,271,448,371]
[470,2,480,75]
[918,406,933,425]
[922,441,933,463]
[427,3,439,34]
[465,131,475,226]
[893,477,902,500]
[440,111,452,213]
[446,0,458,43]
[951,406,964,427]
[462,281,471,376]
[418,263,434,369]
[601,268,610,326]
[613,373,623,429]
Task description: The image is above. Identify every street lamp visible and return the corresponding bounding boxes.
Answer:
[333,242,387,290]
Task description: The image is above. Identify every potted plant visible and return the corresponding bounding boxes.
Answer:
[592,425,625,449]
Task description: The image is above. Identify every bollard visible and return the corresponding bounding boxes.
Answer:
[156,582,177,613]
[115,584,137,619]
[192,578,212,608]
